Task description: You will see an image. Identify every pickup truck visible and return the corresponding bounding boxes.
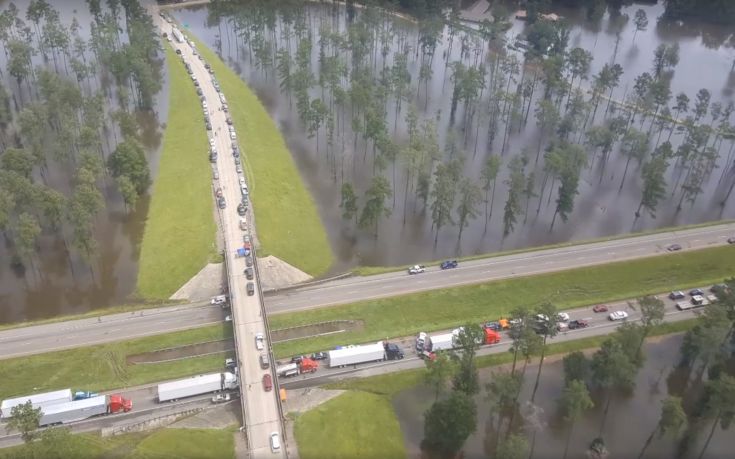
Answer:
[408,265,425,275]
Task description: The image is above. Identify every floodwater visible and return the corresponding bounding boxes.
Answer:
[392,335,732,459]
[173,2,735,273]
[0,0,168,323]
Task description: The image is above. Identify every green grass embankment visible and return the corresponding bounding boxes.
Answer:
[271,245,735,357]
[293,391,406,459]
[0,325,232,400]
[190,35,333,277]
[136,44,217,299]
[0,427,236,459]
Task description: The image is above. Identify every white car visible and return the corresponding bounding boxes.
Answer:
[608,311,629,321]
[202,100,208,109]
[239,176,246,186]
[210,295,227,305]
[225,315,232,322]
[557,312,570,322]
[408,265,425,274]
[255,333,264,350]
[269,432,281,453]
[236,164,243,173]
[230,131,237,140]
[209,138,215,149]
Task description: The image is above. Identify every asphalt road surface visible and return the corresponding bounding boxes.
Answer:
[266,223,735,314]
[278,290,706,390]
[0,223,732,360]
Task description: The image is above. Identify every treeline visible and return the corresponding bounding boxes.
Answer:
[421,279,735,458]
[0,0,162,282]
[664,0,735,24]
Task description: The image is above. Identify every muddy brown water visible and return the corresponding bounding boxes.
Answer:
[0,0,168,323]
[392,335,732,459]
[174,2,735,277]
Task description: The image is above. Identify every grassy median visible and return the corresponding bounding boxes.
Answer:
[190,35,333,277]
[0,325,232,400]
[0,427,235,459]
[294,391,406,459]
[137,44,217,299]
[271,245,735,357]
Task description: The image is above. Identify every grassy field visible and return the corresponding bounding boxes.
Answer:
[0,325,232,400]
[354,220,734,276]
[294,391,406,459]
[271,245,735,357]
[188,35,333,277]
[136,44,217,299]
[0,427,235,459]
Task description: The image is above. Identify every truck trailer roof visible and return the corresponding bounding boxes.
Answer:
[1,389,73,419]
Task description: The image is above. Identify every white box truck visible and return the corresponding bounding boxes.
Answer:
[426,333,455,352]
[1,389,73,419]
[157,373,238,402]
[328,342,385,368]
[39,394,131,426]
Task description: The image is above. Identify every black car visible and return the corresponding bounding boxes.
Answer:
[568,319,589,330]
[440,260,459,269]
[209,153,217,163]
[291,355,305,364]
[175,48,181,55]
[244,267,254,280]
[206,122,212,131]
[689,288,704,297]
[667,243,682,252]
[217,197,226,209]
[237,203,247,216]
[226,117,233,125]
[196,88,203,96]
[311,352,327,360]
[245,256,253,267]
[669,291,686,300]
[727,237,735,244]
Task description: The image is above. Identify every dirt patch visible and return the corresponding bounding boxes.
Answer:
[257,255,312,291]
[271,320,364,343]
[127,340,234,364]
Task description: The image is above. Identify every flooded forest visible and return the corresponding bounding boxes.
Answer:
[0,0,164,322]
[180,0,735,269]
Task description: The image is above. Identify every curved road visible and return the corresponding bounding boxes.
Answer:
[0,223,733,360]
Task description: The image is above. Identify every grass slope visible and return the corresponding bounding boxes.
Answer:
[128,427,235,459]
[190,36,333,277]
[294,391,406,459]
[137,44,216,299]
[271,245,735,357]
[0,428,235,459]
[0,325,232,400]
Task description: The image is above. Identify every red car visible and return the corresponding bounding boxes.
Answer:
[592,304,608,313]
[262,374,273,392]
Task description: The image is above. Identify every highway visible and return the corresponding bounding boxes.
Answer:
[0,223,733,360]
[0,288,706,449]
[160,16,285,458]
[276,290,706,389]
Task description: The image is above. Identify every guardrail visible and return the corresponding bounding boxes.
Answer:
[252,249,289,452]
[217,206,254,457]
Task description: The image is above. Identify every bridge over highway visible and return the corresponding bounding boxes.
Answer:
[155,13,287,459]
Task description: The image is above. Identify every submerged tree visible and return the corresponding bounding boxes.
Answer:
[358,175,392,238]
